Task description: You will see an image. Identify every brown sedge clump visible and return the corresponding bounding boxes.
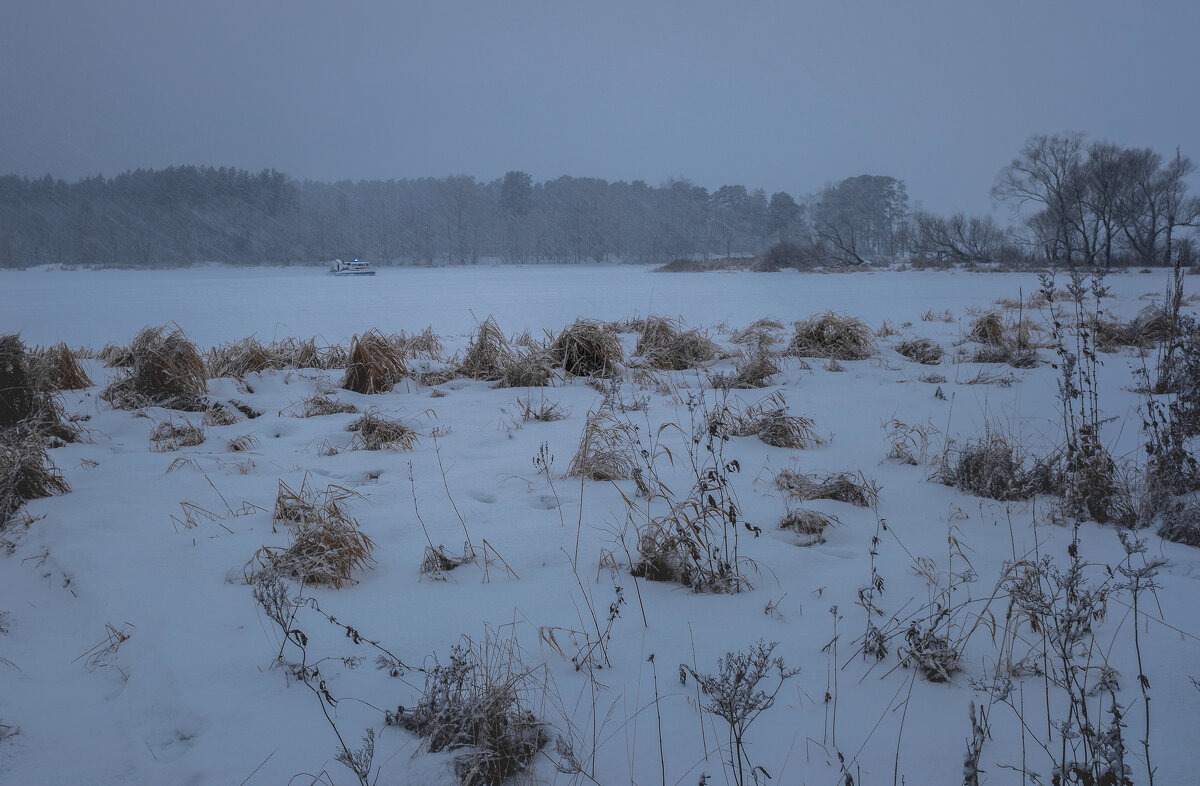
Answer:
[149,417,206,452]
[346,408,419,451]
[342,329,409,394]
[26,343,92,391]
[1,334,82,443]
[723,392,824,449]
[786,311,876,360]
[773,469,878,508]
[551,319,624,377]
[635,315,719,371]
[101,324,208,411]
[1,431,70,527]
[895,336,945,365]
[251,478,373,587]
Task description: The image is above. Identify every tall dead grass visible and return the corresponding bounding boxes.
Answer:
[101,325,207,410]
[457,317,552,388]
[458,317,512,382]
[342,329,409,394]
[26,343,92,391]
[1,334,83,443]
[568,403,637,481]
[0,431,70,527]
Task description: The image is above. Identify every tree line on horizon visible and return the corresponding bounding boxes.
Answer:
[0,132,1194,270]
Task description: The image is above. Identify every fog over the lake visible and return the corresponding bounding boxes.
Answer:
[2,0,1198,213]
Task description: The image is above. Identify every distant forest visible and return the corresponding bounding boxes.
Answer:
[0,133,1195,269]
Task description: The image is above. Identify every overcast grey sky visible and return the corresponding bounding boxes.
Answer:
[2,1,1197,214]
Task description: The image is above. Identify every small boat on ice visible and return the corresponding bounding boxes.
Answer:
[330,258,376,276]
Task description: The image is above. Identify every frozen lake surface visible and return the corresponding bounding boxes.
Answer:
[5,263,1185,347]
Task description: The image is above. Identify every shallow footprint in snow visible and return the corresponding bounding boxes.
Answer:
[144,724,203,763]
[531,494,560,510]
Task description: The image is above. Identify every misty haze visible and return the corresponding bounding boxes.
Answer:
[2,3,1200,785]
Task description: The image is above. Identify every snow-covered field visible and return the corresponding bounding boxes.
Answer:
[2,264,1199,785]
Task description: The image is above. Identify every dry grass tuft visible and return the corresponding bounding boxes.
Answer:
[779,508,837,545]
[273,477,357,528]
[101,324,208,411]
[551,319,624,377]
[876,320,900,338]
[786,312,876,360]
[1157,496,1200,546]
[205,337,275,379]
[966,312,1007,345]
[254,517,375,588]
[963,312,1039,366]
[1095,305,1176,352]
[399,326,445,360]
[934,426,1061,501]
[0,432,70,527]
[774,469,878,507]
[512,393,568,423]
[394,630,547,786]
[884,418,940,465]
[635,316,719,371]
[895,337,945,365]
[568,403,637,480]
[724,392,824,449]
[253,478,373,587]
[498,346,553,389]
[420,543,475,578]
[342,329,409,394]
[346,408,419,451]
[711,347,781,390]
[208,335,345,376]
[202,405,241,426]
[26,343,92,391]
[455,318,552,388]
[149,417,205,452]
[272,336,329,369]
[1,335,83,443]
[287,394,358,418]
[458,317,513,382]
[1,335,40,428]
[99,342,134,367]
[729,317,785,346]
[227,434,259,452]
[631,492,755,593]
